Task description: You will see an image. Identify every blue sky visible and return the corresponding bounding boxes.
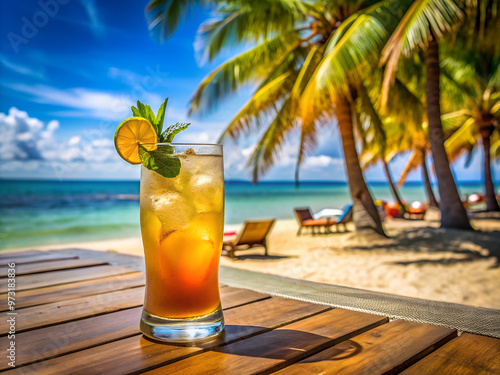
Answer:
[0,0,497,182]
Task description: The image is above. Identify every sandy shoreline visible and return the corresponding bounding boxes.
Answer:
[9,213,500,310]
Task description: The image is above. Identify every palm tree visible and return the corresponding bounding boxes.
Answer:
[442,50,500,211]
[145,0,422,236]
[361,136,408,211]
[387,53,440,208]
[380,0,500,224]
[145,0,498,231]
[398,146,440,208]
[373,50,439,208]
[356,82,407,210]
[380,0,473,229]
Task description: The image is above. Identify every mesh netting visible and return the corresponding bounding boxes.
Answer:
[220,266,500,338]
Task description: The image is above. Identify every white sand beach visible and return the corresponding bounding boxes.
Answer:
[17,212,500,310]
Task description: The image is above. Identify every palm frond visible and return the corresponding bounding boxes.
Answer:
[243,41,332,183]
[353,105,368,152]
[146,0,209,41]
[456,0,500,56]
[491,100,500,116]
[488,57,500,88]
[440,64,475,112]
[218,71,295,142]
[381,77,425,135]
[357,81,387,165]
[195,0,310,62]
[293,44,331,176]
[491,131,500,160]
[381,0,465,100]
[360,151,378,170]
[441,110,472,134]
[398,148,423,186]
[189,31,302,115]
[300,0,414,125]
[247,97,297,183]
[246,40,335,183]
[444,116,478,162]
[295,118,318,182]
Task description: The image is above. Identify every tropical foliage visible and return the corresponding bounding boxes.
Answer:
[443,50,500,211]
[145,0,500,234]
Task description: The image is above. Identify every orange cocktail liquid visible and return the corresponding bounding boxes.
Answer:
[140,153,224,319]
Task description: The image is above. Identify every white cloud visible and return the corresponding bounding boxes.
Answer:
[0,55,45,80]
[106,66,170,110]
[4,106,494,182]
[91,139,113,148]
[174,129,220,144]
[80,0,105,37]
[0,107,117,164]
[0,107,138,180]
[241,145,255,158]
[108,67,143,86]
[303,155,337,168]
[0,160,40,172]
[2,83,163,121]
[68,136,81,146]
[0,108,56,160]
[223,143,253,179]
[189,131,211,143]
[275,141,298,168]
[222,138,300,180]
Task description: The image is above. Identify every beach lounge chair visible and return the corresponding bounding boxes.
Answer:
[294,205,353,235]
[404,201,427,220]
[222,219,275,259]
[468,193,485,204]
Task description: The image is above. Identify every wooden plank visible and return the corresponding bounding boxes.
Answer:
[400,333,500,375]
[7,297,329,374]
[0,250,45,259]
[0,253,78,267]
[0,287,270,370]
[269,320,456,375]
[0,258,108,278]
[145,308,389,375]
[0,272,145,312]
[0,307,143,372]
[0,275,252,313]
[0,287,145,335]
[220,286,269,309]
[0,265,135,292]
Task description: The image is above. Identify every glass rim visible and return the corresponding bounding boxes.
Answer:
[141,142,222,147]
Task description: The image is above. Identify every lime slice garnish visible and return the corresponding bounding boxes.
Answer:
[114,117,157,164]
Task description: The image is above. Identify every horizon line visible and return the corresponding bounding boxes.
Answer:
[0,177,495,186]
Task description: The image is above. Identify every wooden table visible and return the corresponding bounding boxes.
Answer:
[1,250,499,374]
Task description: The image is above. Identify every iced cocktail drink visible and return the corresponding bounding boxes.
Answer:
[139,144,224,342]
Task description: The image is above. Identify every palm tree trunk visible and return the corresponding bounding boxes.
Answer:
[382,158,406,212]
[336,96,385,236]
[420,147,439,208]
[295,161,300,188]
[481,129,500,211]
[426,38,472,229]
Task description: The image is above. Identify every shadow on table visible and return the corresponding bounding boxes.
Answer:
[210,327,363,361]
[141,325,363,364]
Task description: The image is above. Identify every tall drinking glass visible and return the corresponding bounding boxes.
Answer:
[139,143,224,342]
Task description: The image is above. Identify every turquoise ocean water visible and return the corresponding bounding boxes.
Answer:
[0,179,486,250]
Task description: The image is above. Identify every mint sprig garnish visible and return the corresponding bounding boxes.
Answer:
[155,99,168,137]
[133,98,191,178]
[132,98,169,136]
[139,145,181,178]
[162,122,190,142]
